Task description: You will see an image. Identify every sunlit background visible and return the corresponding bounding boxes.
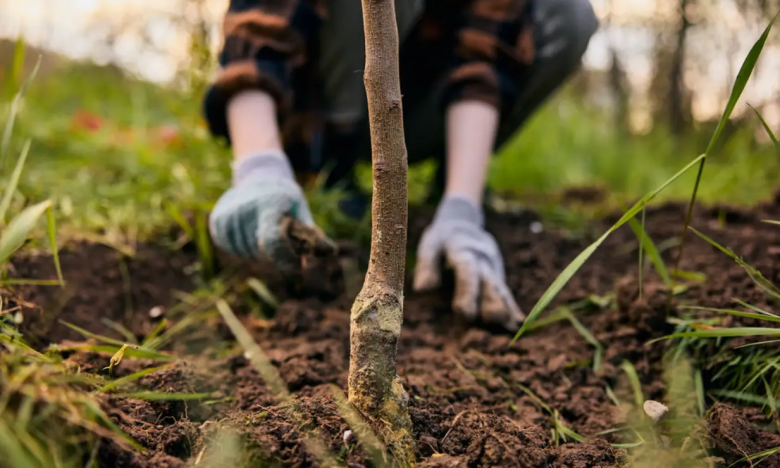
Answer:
[2,0,779,128]
[0,0,779,220]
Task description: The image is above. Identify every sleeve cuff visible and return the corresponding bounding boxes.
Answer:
[202,58,291,144]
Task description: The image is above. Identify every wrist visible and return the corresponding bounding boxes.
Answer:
[232,151,295,186]
[434,195,484,227]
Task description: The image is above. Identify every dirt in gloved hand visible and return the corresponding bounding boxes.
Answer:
[281,216,339,268]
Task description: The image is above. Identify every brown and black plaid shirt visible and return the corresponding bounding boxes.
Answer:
[203,0,536,150]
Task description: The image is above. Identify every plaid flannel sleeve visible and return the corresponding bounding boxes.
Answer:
[441,0,536,115]
[203,0,324,142]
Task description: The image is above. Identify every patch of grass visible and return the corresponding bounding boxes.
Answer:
[513,11,777,342]
[0,321,140,468]
[516,383,585,445]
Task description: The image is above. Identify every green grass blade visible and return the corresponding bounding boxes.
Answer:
[100,319,138,345]
[44,206,63,285]
[58,321,126,347]
[247,277,279,310]
[0,279,63,286]
[711,389,777,406]
[764,378,777,417]
[672,12,779,289]
[513,154,706,341]
[638,207,646,297]
[695,369,705,416]
[688,226,734,257]
[11,37,26,89]
[0,200,52,265]
[706,13,779,155]
[735,339,780,349]
[143,310,215,351]
[165,202,194,239]
[331,385,389,468]
[81,400,143,452]
[564,310,603,372]
[0,419,40,468]
[732,299,778,318]
[140,319,167,347]
[0,139,31,224]
[1,55,41,168]
[121,392,216,401]
[749,104,779,154]
[60,343,176,362]
[628,210,671,287]
[517,383,553,414]
[99,364,172,392]
[670,269,707,283]
[689,227,780,300]
[661,327,780,339]
[729,446,780,467]
[680,306,780,323]
[554,411,586,443]
[621,361,644,409]
[195,211,213,279]
[216,299,337,467]
[606,385,621,406]
[216,300,289,399]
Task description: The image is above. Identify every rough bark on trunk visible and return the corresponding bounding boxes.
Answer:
[348,0,414,463]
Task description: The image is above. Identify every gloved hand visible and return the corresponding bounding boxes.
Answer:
[413,196,525,330]
[209,152,330,274]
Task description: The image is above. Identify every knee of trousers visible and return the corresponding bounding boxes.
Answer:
[535,0,599,67]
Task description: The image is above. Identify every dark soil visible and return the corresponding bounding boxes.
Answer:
[6,196,780,468]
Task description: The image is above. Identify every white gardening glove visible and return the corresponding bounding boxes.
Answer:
[413,196,525,330]
[209,152,333,274]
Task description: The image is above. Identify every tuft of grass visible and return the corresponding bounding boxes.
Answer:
[670,12,779,290]
[516,383,585,445]
[513,153,706,341]
[0,322,140,468]
[627,208,672,289]
[514,12,779,341]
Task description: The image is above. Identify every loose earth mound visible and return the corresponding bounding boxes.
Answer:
[6,195,780,467]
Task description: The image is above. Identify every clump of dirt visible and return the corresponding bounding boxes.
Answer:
[707,404,780,465]
[6,196,780,467]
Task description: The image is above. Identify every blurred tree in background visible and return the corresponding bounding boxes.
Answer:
[0,0,778,215]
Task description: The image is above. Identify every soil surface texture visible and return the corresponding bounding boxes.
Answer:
[7,194,780,468]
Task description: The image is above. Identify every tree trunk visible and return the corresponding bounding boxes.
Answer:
[668,0,692,135]
[348,0,414,463]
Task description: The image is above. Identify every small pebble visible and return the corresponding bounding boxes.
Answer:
[343,430,354,444]
[530,221,544,234]
[643,400,668,422]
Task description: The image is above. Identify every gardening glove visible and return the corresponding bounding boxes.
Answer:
[413,196,525,331]
[209,151,331,274]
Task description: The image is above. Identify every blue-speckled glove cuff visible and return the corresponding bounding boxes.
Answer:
[432,195,485,228]
[232,152,295,186]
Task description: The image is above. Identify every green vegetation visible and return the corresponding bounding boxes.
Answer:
[1,9,780,467]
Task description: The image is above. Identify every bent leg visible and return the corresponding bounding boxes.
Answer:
[495,0,598,145]
[401,0,598,200]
